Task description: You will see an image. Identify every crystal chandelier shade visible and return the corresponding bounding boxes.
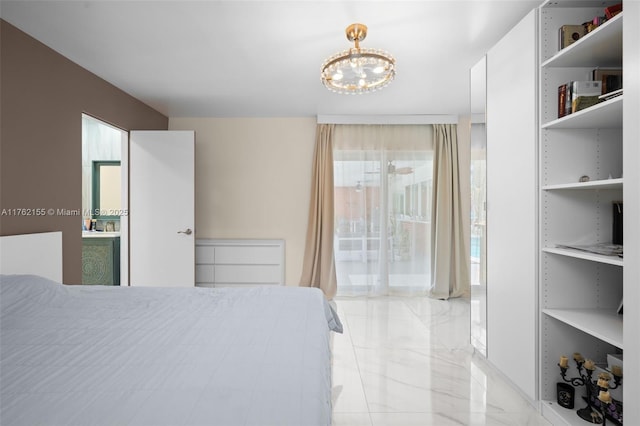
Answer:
[321,23,396,94]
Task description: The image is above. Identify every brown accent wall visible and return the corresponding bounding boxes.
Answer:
[0,20,168,284]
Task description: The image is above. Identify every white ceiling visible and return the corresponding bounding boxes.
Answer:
[1,0,541,118]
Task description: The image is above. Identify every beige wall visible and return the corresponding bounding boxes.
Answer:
[169,117,316,285]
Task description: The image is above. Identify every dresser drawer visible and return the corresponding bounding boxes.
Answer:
[214,264,282,284]
[195,239,284,287]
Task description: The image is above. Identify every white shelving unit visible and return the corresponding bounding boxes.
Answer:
[542,178,622,191]
[542,308,623,348]
[540,12,622,69]
[538,1,625,424]
[542,247,623,267]
[541,95,622,129]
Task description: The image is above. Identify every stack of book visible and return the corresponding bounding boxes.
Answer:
[593,68,623,95]
[557,68,622,118]
[558,80,601,118]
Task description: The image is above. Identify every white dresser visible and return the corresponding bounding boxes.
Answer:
[195,239,285,287]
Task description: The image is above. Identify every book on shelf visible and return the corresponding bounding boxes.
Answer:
[558,84,568,118]
[573,96,601,112]
[593,68,622,95]
[612,201,623,245]
[558,81,603,117]
[558,24,586,50]
[604,3,622,20]
[572,80,601,98]
[563,81,573,117]
[559,81,575,117]
[571,81,602,113]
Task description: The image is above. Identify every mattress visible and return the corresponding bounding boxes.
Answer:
[0,274,342,426]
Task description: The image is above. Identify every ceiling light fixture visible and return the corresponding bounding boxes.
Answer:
[321,23,396,95]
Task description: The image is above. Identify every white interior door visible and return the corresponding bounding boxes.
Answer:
[129,130,195,287]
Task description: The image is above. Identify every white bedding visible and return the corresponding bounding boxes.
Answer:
[0,274,341,426]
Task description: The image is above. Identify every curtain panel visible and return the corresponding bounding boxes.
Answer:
[299,124,338,299]
[429,124,470,299]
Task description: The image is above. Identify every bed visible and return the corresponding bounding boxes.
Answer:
[0,232,342,426]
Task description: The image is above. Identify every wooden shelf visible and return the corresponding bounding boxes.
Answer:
[543,308,623,349]
[543,247,623,266]
[542,178,623,191]
[541,12,623,69]
[541,96,622,129]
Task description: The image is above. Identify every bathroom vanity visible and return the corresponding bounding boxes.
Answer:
[81,232,120,285]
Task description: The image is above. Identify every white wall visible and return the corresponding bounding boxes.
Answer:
[168,117,316,286]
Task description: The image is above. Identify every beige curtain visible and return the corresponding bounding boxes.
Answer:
[299,124,337,299]
[429,124,470,299]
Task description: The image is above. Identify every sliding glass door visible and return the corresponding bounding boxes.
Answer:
[334,135,433,296]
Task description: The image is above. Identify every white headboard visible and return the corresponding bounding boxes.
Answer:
[0,231,63,282]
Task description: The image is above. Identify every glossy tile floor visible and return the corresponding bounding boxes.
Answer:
[330,296,551,426]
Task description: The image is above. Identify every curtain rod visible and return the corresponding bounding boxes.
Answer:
[316,114,459,125]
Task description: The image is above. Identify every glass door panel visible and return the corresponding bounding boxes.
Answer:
[470,57,487,356]
[334,150,432,296]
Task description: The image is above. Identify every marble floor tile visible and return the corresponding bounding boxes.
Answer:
[331,370,369,413]
[332,412,373,426]
[335,298,418,320]
[370,411,551,426]
[345,315,446,350]
[332,296,550,425]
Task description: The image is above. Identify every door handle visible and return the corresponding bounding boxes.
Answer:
[177,228,193,235]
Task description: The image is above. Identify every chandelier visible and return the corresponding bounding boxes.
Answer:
[321,23,396,94]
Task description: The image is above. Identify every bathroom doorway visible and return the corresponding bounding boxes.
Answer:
[81,114,129,285]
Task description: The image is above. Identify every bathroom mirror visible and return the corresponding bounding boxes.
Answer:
[470,56,487,357]
[92,161,121,220]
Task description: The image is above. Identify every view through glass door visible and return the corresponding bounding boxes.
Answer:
[334,151,432,296]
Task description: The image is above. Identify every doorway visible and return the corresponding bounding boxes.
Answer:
[81,114,129,285]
